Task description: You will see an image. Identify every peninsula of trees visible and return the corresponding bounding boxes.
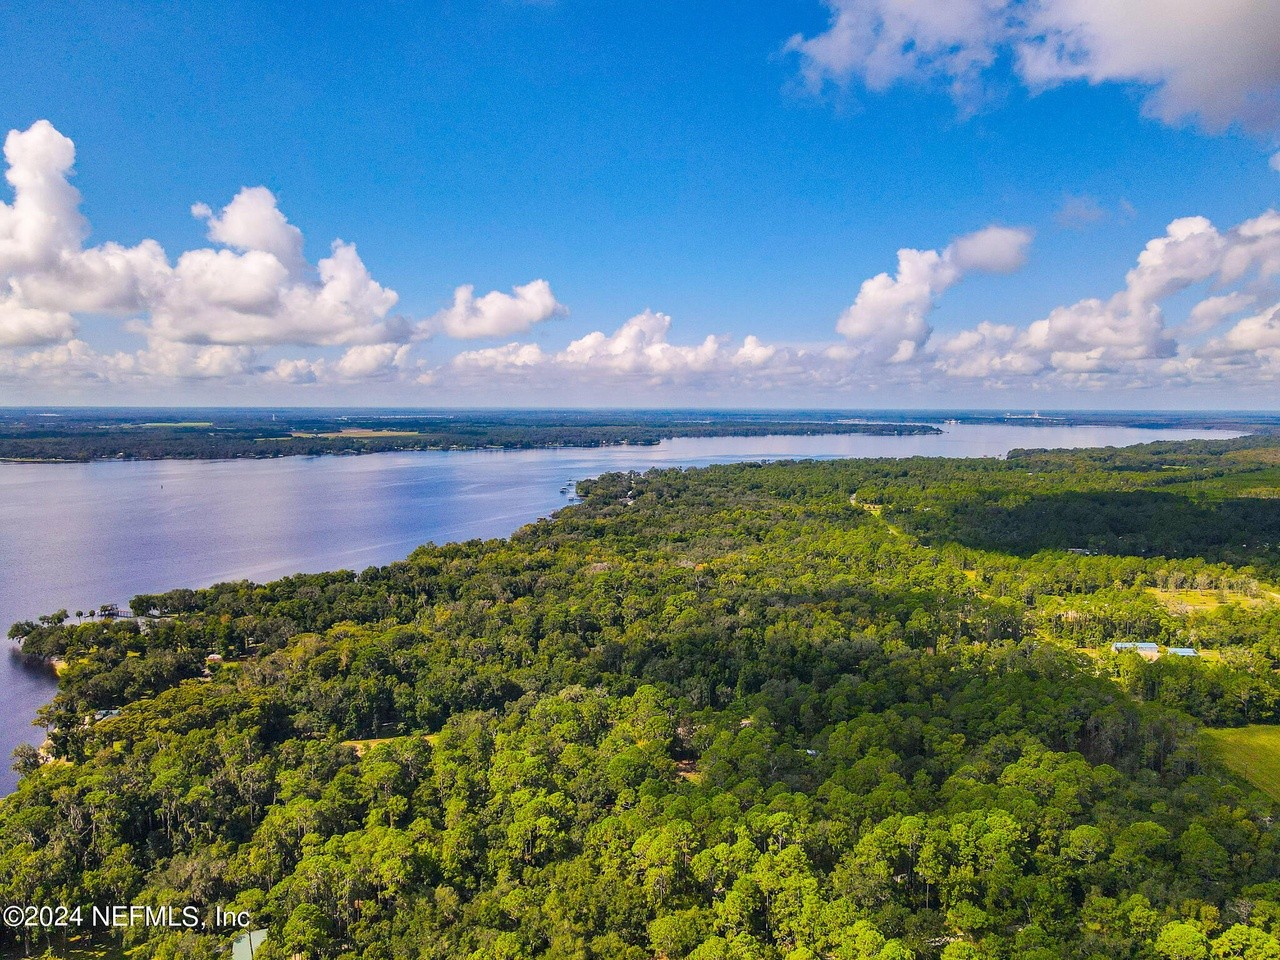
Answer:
[5,436,1280,959]
[0,409,941,462]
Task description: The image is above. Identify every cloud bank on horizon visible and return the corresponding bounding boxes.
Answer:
[2,0,1280,404]
[2,119,1279,402]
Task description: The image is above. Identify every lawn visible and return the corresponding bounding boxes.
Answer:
[1203,725,1280,802]
[290,428,422,439]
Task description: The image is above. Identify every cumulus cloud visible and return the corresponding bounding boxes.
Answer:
[1205,303,1280,357]
[836,224,1031,361]
[933,322,1043,379]
[9,123,1280,402]
[429,279,563,339]
[354,206,1280,396]
[734,335,777,367]
[788,0,1280,132]
[447,310,788,392]
[929,209,1280,383]
[786,0,1006,105]
[0,120,84,275]
[147,235,406,347]
[0,120,561,383]
[192,186,306,277]
[333,342,413,380]
[0,121,170,333]
[950,225,1033,273]
[1181,292,1256,335]
[0,337,259,384]
[0,297,74,347]
[1272,151,1280,172]
[559,311,720,374]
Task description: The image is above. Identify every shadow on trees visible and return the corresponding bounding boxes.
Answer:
[916,490,1280,567]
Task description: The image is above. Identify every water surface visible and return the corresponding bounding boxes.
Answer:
[0,424,1240,792]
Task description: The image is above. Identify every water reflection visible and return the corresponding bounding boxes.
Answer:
[0,424,1242,792]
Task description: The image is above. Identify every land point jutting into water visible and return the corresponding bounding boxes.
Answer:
[2,408,1277,463]
[5,426,1280,959]
[7,0,1280,954]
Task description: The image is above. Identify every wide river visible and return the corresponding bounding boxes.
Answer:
[0,423,1242,792]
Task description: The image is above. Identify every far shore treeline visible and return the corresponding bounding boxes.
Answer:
[3,408,1279,463]
[5,436,1280,958]
[0,409,948,462]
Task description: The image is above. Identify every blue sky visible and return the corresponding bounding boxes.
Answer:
[1,0,1279,406]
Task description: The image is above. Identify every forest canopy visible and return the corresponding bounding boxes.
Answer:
[5,436,1280,959]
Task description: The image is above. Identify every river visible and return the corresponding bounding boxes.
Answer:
[0,423,1242,792]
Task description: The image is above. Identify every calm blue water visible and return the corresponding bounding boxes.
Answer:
[0,424,1241,792]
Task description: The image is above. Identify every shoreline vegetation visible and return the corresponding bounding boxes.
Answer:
[5,434,1280,957]
[0,408,1276,463]
[0,409,942,463]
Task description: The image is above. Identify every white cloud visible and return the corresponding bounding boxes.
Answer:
[192,186,306,277]
[789,0,1280,133]
[452,341,547,371]
[316,207,1280,396]
[1271,151,1280,172]
[333,342,412,380]
[1181,292,1255,335]
[430,279,563,339]
[734,335,777,367]
[836,224,1031,362]
[1207,303,1280,354]
[950,225,1033,273]
[560,311,721,375]
[1019,0,1280,132]
[134,341,258,380]
[0,120,84,275]
[0,337,258,384]
[0,338,101,380]
[8,123,1280,401]
[836,247,957,362]
[1021,298,1172,369]
[0,297,75,347]
[447,311,786,390]
[934,322,1042,378]
[269,357,321,385]
[0,120,560,382]
[0,121,170,320]
[786,0,1006,105]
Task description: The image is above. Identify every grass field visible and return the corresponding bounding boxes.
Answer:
[1166,465,1280,499]
[291,428,422,439]
[342,733,439,756]
[1147,587,1267,612]
[1203,725,1280,801]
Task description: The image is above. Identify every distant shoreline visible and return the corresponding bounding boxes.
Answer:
[0,418,943,463]
[1,408,1276,464]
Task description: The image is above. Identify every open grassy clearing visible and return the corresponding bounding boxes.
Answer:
[1146,587,1270,612]
[290,428,423,439]
[1203,725,1280,802]
[1165,465,1280,499]
[342,733,439,756]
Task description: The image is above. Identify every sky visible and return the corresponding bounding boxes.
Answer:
[1,0,1279,408]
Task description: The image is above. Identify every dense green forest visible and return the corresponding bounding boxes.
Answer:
[6,436,1280,959]
[0,409,939,462]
